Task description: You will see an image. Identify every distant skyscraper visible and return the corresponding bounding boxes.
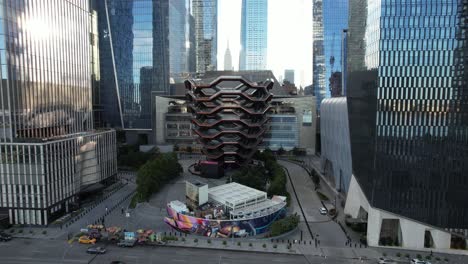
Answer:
[192,0,217,73]
[0,0,117,225]
[345,0,468,248]
[169,0,189,75]
[239,0,268,70]
[284,69,295,84]
[188,12,196,73]
[224,41,233,70]
[97,0,169,141]
[341,29,348,96]
[312,0,348,110]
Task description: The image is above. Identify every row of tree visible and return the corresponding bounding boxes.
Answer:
[118,145,158,169]
[133,153,183,204]
[229,149,289,199]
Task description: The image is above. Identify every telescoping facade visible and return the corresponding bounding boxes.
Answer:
[185,76,273,165]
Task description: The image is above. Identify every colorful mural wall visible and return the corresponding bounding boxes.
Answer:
[164,205,286,237]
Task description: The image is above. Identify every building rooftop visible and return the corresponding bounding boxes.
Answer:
[229,198,284,219]
[208,182,267,210]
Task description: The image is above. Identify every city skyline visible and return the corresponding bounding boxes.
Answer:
[218,0,312,87]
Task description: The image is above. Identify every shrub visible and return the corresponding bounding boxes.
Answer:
[194,238,198,243]
[29,230,34,234]
[273,244,277,249]
[316,191,329,201]
[42,230,47,235]
[444,257,449,262]
[405,253,410,258]
[249,242,253,247]
[207,239,211,244]
[262,243,266,248]
[222,241,227,245]
[181,237,185,242]
[382,253,387,257]
[416,254,422,260]
[269,214,300,237]
[425,256,431,260]
[18,229,23,234]
[396,252,401,257]
[161,235,178,242]
[435,257,441,261]
[237,241,241,246]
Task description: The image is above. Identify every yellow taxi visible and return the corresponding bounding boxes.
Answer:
[79,236,96,244]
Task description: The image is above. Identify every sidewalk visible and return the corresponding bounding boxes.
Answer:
[5,172,137,240]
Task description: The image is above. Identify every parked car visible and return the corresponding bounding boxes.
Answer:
[410,259,428,264]
[88,229,102,240]
[0,232,12,242]
[319,207,328,215]
[378,258,397,264]
[110,261,126,264]
[117,239,136,247]
[86,246,106,254]
[79,236,96,244]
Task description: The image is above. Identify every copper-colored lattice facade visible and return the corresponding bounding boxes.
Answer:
[185,76,273,165]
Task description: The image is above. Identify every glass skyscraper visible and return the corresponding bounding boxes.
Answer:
[192,0,217,73]
[312,0,348,110]
[347,0,468,230]
[239,0,268,70]
[169,0,189,75]
[0,0,117,225]
[97,0,169,131]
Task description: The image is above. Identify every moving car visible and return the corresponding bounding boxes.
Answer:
[319,207,328,215]
[0,232,12,242]
[117,239,136,247]
[79,236,96,244]
[86,246,106,254]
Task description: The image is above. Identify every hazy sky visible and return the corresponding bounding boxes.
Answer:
[217,0,313,87]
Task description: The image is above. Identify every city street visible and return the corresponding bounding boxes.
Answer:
[279,160,348,248]
[0,237,380,264]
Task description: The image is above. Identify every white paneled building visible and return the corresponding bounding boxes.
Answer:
[320,97,352,193]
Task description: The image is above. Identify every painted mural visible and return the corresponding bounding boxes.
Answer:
[164,205,286,237]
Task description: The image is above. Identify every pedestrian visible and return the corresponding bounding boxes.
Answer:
[430,250,433,257]
[121,207,124,214]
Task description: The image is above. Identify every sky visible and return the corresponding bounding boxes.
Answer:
[217,0,313,88]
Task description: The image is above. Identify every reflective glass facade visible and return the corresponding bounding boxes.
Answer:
[0,0,93,140]
[169,0,189,75]
[192,0,217,73]
[0,0,117,225]
[347,0,468,229]
[312,0,348,110]
[239,0,268,70]
[97,0,169,129]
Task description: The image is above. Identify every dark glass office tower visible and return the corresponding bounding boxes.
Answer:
[97,0,169,130]
[312,0,348,110]
[347,0,468,229]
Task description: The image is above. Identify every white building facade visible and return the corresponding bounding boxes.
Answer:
[320,97,352,193]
